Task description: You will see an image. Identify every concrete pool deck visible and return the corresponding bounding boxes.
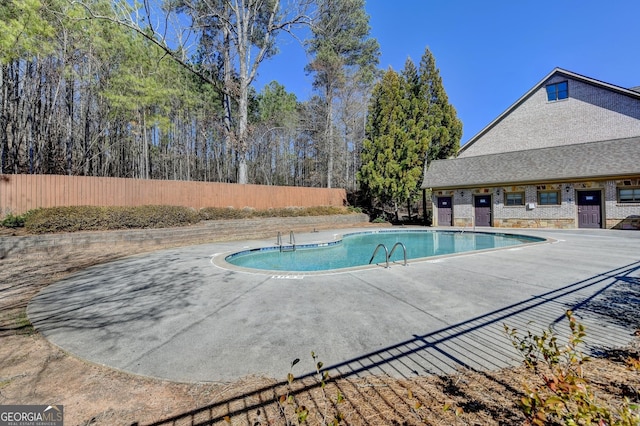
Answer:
[27,227,640,384]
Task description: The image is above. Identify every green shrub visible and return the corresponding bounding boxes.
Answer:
[24,205,199,233]
[200,206,351,220]
[108,205,200,229]
[1,213,27,228]
[24,206,104,233]
[21,205,354,233]
[304,206,349,216]
[199,207,255,220]
[255,207,305,218]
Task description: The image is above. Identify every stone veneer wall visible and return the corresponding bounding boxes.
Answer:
[0,213,371,258]
[494,219,575,229]
[432,180,640,229]
[608,217,640,230]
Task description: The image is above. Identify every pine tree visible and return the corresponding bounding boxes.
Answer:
[401,57,430,215]
[418,47,462,162]
[0,0,55,62]
[253,81,299,185]
[306,0,379,188]
[357,49,462,221]
[358,68,418,220]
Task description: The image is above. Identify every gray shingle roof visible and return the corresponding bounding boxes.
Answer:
[421,136,640,189]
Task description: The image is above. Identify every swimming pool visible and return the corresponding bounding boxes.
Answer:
[224,230,545,272]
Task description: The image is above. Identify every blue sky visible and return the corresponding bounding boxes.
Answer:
[255,0,640,145]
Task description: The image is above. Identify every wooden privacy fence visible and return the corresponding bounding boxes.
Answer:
[0,174,347,217]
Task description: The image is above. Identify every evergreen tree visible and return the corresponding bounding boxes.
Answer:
[358,68,420,220]
[400,57,430,214]
[357,48,462,220]
[306,0,379,188]
[418,47,462,162]
[256,82,298,129]
[0,0,55,62]
[252,81,299,185]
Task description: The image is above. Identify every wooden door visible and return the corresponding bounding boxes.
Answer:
[577,190,601,228]
[474,195,492,227]
[437,197,453,226]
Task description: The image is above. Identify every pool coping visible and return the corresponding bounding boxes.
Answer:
[212,228,554,275]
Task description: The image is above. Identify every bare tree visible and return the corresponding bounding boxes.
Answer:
[79,0,312,184]
[305,0,378,188]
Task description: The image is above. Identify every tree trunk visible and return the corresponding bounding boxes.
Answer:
[0,65,8,173]
[143,109,149,179]
[422,189,428,225]
[66,81,74,175]
[237,78,249,184]
[326,95,334,188]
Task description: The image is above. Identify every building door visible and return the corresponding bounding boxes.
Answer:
[577,190,602,228]
[437,197,453,226]
[474,195,492,227]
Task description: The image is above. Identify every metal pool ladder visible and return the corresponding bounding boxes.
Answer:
[369,242,407,268]
[277,231,296,252]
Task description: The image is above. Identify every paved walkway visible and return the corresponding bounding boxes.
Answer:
[27,227,640,383]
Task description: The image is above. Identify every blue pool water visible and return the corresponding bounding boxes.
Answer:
[225,230,544,272]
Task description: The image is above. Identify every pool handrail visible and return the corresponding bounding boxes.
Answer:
[277,231,296,252]
[389,242,408,266]
[369,243,390,268]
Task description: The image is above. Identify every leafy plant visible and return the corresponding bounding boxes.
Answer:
[270,353,346,425]
[1,213,26,228]
[504,310,640,425]
[275,357,307,425]
[372,216,388,224]
[311,351,345,425]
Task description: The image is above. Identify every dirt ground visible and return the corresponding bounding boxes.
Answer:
[0,231,639,425]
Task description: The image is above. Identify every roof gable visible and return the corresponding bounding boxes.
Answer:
[458,68,640,157]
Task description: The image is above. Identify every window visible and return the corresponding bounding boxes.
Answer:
[538,190,560,205]
[619,188,640,203]
[546,81,568,101]
[505,192,524,206]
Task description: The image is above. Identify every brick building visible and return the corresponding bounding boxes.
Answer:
[422,68,640,229]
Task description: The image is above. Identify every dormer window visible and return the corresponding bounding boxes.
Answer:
[546,81,568,101]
